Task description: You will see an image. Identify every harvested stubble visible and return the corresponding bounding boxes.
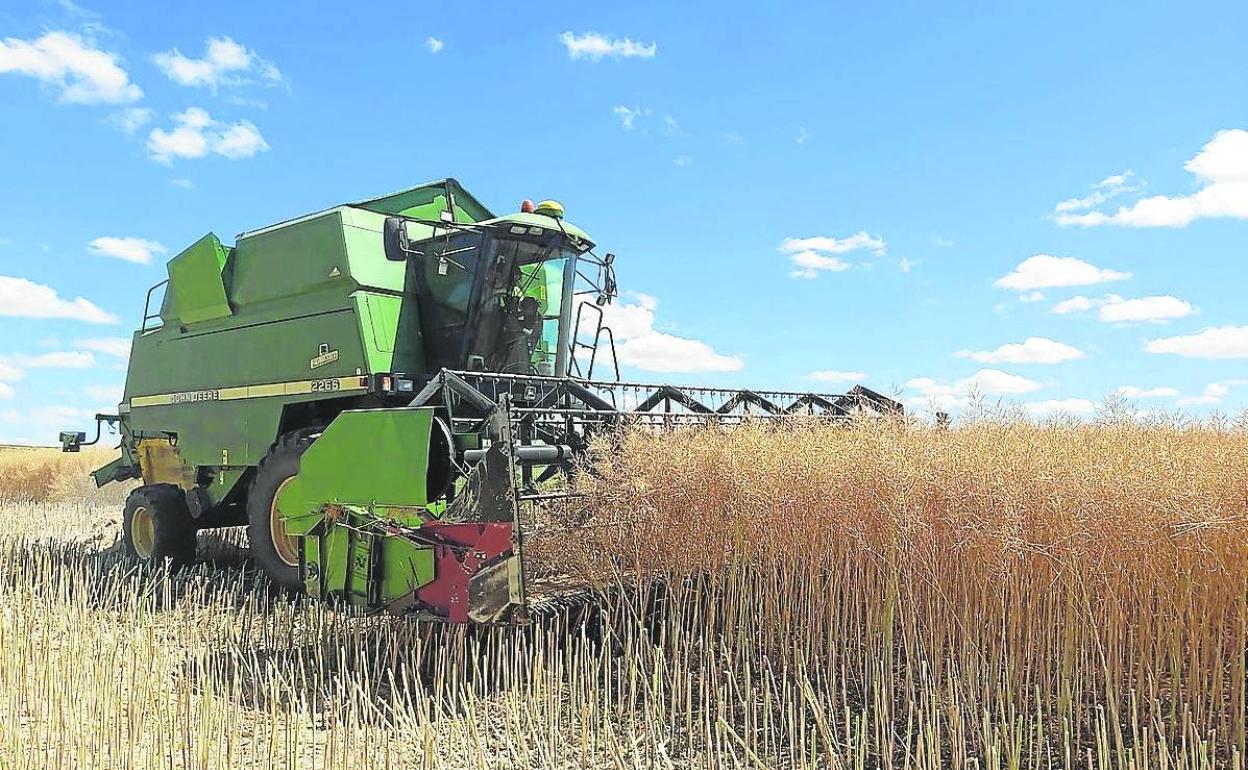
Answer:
[0,419,1244,769]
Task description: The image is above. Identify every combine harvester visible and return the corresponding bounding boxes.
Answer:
[61,180,900,623]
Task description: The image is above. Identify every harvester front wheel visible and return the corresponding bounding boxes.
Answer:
[122,486,197,567]
[247,430,316,591]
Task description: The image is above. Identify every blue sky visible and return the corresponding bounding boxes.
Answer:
[1,1,1247,442]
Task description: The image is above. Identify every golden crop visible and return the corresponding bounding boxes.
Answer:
[0,418,1244,769]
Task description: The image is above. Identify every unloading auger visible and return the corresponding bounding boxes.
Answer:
[61,180,901,623]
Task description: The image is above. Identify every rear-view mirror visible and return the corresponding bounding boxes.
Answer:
[383,217,410,262]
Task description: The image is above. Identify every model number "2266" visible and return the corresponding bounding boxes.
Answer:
[310,378,342,393]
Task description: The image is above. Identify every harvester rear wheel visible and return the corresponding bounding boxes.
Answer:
[247,430,316,591]
[122,486,197,567]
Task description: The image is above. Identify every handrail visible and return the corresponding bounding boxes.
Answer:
[141,279,169,333]
[570,301,620,382]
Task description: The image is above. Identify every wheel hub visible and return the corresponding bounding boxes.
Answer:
[270,477,300,567]
[131,505,155,559]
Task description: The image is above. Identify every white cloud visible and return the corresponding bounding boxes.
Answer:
[8,351,94,369]
[0,349,96,386]
[662,115,682,137]
[1053,171,1138,219]
[599,294,742,373]
[1097,295,1193,323]
[169,178,194,189]
[781,233,886,256]
[995,254,1129,291]
[0,275,116,324]
[0,31,142,104]
[806,370,866,383]
[1058,130,1248,228]
[0,384,12,400]
[673,155,693,167]
[955,337,1085,365]
[906,369,1044,410]
[108,106,153,133]
[88,236,166,265]
[612,105,648,130]
[930,234,955,248]
[1177,383,1231,407]
[779,232,886,279]
[152,36,282,90]
[425,37,444,54]
[1053,295,1095,314]
[788,252,849,277]
[559,31,656,61]
[76,337,131,358]
[723,132,745,145]
[795,126,811,145]
[147,107,269,163]
[1145,326,1248,359]
[1053,293,1193,323]
[1116,385,1180,398]
[1019,291,1045,302]
[1024,398,1097,417]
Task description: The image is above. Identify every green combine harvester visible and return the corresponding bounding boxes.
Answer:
[61,179,900,623]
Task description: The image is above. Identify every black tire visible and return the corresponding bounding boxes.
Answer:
[247,429,317,590]
[122,485,197,567]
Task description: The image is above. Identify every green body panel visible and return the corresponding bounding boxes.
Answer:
[164,234,233,325]
[278,408,441,606]
[278,408,436,523]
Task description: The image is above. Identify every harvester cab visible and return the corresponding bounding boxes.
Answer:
[380,196,613,380]
[64,178,901,624]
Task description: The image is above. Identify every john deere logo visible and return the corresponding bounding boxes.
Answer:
[310,344,339,370]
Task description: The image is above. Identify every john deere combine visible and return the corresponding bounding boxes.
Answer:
[61,179,899,623]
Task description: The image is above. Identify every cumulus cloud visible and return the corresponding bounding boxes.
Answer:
[10,351,94,369]
[88,236,166,265]
[0,275,116,324]
[425,37,444,54]
[108,106,153,133]
[1177,382,1232,407]
[995,255,1129,292]
[1099,295,1193,323]
[598,293,742,373]
[75,337,131,359]
[0,31,142,104]
[1053,294,1194,323]
[905,368,1044,410]
[672,155,693,167]
[1116,385,1180,398]
[0,350,96,389]
[1057,130,1248,228]
[1145,325,1248,359]
[1053,296,1095,314]
[780,233,885,279]
[1053,171,1139,222]
[147,107,269,163]
[955,337,1085,365]
[559,32,656,61]
[153,36,282,90]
